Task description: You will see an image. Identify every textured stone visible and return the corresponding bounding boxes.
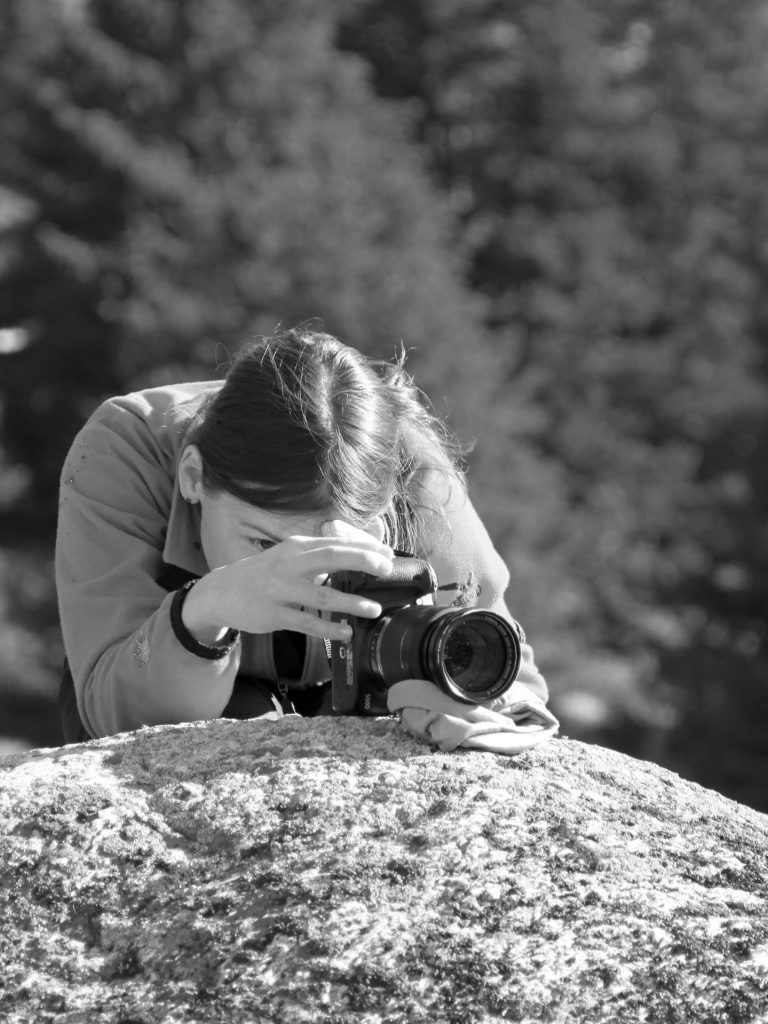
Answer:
[0,716,767,1024]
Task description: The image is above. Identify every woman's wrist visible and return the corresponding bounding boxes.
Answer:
[180,575,230,643]
[171,578,239,658]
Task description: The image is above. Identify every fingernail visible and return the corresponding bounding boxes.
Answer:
[360,601,383,617]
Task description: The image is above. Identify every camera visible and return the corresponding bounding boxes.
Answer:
[329,555,522,715]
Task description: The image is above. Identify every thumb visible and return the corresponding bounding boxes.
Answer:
[321,519,352,539]
[322,518,386,543]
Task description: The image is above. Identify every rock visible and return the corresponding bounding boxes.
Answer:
[0,717,767,1024]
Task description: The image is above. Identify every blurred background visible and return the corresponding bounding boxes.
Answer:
[1,0,766,813]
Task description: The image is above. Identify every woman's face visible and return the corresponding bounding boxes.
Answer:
[196,488,328,570]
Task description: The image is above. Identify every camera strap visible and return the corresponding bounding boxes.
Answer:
[273,630,307,713]
[436,571,482,608]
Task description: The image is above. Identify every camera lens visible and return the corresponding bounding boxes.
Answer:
[366,605,521,705]
[425,610,521,703]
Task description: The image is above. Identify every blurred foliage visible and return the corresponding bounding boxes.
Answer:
[0,0,767,810]
[0,544,62,754]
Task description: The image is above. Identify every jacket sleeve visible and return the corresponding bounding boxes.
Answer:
[55,397,240,738]
[413,470,549,705]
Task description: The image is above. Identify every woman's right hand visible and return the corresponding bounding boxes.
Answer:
[180,528,395,643]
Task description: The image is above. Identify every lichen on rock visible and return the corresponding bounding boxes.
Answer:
[0,716,767,1023]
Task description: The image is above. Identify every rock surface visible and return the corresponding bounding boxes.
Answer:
[0,717,767,1024]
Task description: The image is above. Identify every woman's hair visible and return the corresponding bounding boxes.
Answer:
[194,326,465,549]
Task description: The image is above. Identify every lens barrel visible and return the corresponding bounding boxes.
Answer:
[364,605,521,704]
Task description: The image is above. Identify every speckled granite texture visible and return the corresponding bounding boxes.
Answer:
[0,716,767,1024]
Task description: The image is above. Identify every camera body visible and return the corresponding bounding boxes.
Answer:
[330,555,522,715]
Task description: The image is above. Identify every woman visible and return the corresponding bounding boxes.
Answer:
[56,327,548,742]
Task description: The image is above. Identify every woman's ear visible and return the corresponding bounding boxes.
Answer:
[178,445,206,504]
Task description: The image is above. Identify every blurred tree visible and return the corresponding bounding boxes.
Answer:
[339,0,768,807]
[0,0,495,523]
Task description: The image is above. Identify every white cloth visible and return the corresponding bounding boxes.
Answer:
[387,679,559,755]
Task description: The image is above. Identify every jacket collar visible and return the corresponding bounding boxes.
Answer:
[162,417,210,578]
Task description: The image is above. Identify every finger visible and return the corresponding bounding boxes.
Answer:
[284,581,383,619]
[279,533,394,561]
[281,608,355,642]
[322,518,386,544]
[294,545,394,579]
[367,517,386,543]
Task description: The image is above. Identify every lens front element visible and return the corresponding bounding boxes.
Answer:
[442,618,508,694]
